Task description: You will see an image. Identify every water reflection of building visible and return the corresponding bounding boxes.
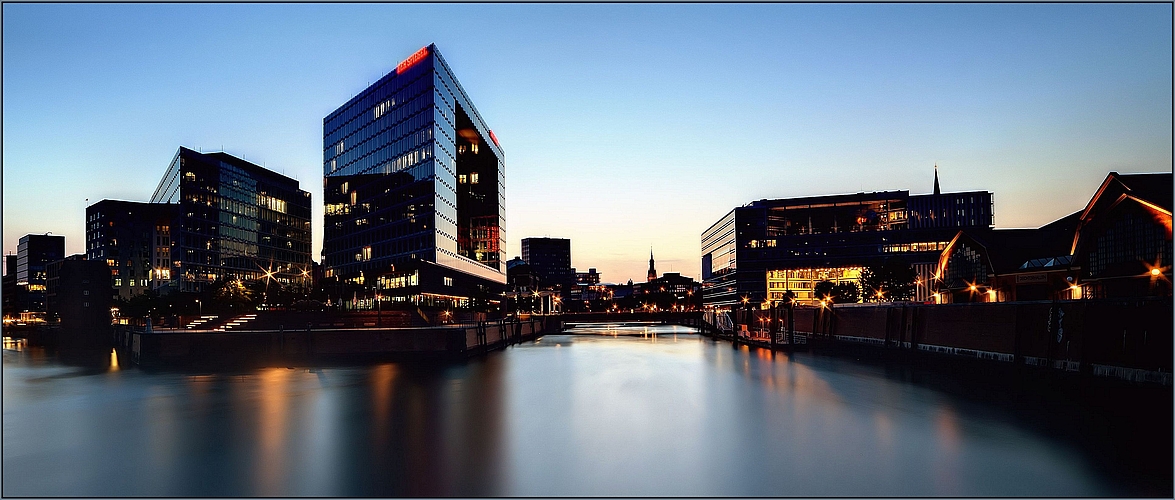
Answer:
[322,45,506,310]
[702,173,992,309]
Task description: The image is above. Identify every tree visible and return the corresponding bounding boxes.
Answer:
[832,282,860,303]
[860,258,916,302]
[813,281,836,301]
[211,279,257,313]
[814,280,860,304]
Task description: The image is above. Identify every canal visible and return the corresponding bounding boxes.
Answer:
[2,324,1170,496]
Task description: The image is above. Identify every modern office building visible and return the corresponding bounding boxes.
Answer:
[148,147,313,293]
[16,234,66,313]
[322,44,506,309]
[521,237,573,290]
[2,255,23,318]
[701,175,993,309]
[46,254,112,329]
[86,200,178,300]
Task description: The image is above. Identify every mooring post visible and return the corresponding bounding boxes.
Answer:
[787,300,795,347]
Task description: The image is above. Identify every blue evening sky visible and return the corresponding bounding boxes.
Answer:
[3,3,1171,283]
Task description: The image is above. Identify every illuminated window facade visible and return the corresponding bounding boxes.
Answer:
[149,147,312,293]
[14,234,65,312]
[907,192,994,229]
[766,267,862,303]
[702,189,994,309]
[86,200,177,300]
[323,44,506,309]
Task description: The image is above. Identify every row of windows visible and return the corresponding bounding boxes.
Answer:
[324,70,430,145]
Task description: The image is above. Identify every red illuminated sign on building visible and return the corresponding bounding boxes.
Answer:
[396,46,429,74]
[489,130,499,147]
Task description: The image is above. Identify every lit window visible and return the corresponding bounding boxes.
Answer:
[458,175,467,184]
[443,277,453,286]
[470,172,479,184]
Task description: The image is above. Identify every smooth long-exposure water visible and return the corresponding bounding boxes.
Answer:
[3,324,1170,496]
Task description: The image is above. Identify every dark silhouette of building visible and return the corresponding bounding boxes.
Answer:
[932,171,1172,302]
[637,272,702,311]
[85,200,178,300]
[3,254,27,319]
[702,168,993,309]
[322,44,506,310]
[1071,172,1172,298]
[15,234,66,313]
[506,256,540,290]
[147,147,313,293]
[521,238,573,290]
[46,254,112,327]
[575,268,600,285]
[933,212,1081,303]
[647,250,657,282]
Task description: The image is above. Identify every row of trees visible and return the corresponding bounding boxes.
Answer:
[114,278,324,320]
[811,258,918,304]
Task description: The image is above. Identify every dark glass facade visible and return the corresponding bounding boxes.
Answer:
[908,191,994,229]
[322,44,506,309]
[150,147,312,293]
[702,190,994,309]
[521,237,573,289]
[86,200,178,300]
[16,234,65,312]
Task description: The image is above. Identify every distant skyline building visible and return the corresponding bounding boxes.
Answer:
[136,146,313,293]
[701,169,994,308]
[322,44,506,309]
[521,237,573,289]
[16,233,65,313]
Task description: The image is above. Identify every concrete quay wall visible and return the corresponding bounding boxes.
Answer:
[734,299,1171,385]
[130,317,555,367]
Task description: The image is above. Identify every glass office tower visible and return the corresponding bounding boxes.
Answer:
[323,44,506,309]
[150,147,313,293]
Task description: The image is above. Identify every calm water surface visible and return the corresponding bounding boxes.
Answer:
[3,325,1170,496]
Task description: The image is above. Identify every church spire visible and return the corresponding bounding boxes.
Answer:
[647,248,657,282]
[933,163,941,195]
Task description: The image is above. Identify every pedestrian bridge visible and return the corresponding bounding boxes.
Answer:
[552,311,705,327]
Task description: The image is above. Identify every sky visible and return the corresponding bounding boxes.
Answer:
[3,3,1171,283]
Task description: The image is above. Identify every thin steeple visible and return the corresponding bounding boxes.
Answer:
[933,163,941,195]
[647,248,657,282]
